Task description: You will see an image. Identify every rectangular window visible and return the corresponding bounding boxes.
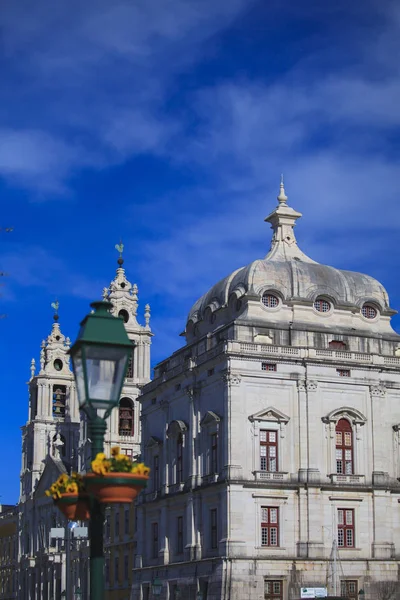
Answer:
[261,363,277,372]
[177,516,184,554]
[153,455,160,490]
[261,507,279,547]
[264,580,283,600]
[123,448,133,457]
[210,509,218,549]
[105,559,110,584]
[124,555,129,581]
[337,369,351,377]
[124,509,129,535]
[177,434,183,483]
[337,509,354,548]
[151,522,159,559]
[207,368,214,377]
[114,554,119,583]
[341,580,358,600]
[211,433,218,474]
[336,420,353,475]
[260,430,278,472]
[115,511,120,537]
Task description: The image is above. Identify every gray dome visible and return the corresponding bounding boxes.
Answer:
[187,182,392,326]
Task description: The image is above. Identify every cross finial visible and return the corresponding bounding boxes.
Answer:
[115,240,124,266]
[277,174,288,204]
[51,300,59,321]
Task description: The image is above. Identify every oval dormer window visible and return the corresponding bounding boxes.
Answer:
[314,298,331,313]
[261,293,279,308]
[361,304,377,319]
[118,309,129,323]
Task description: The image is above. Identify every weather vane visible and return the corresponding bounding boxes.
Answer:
[115,240,124,266]
[51,300,59,321]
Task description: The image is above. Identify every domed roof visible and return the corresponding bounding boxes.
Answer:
[187,180,392,326]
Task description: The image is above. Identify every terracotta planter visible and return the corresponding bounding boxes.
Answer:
[55,494,90,521]
[84,472,149,504]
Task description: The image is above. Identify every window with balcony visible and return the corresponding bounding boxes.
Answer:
[119,398,134,436]
[177,516,184,555]
[260,430,278,472]
[336,419,353,474]
[261,507,279,547]
[151,522,159,559]
[338,509,354,548]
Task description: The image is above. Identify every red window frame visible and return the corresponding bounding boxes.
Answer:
[151,522,159,558]
[341,580,358,599]
[260,430,278,472]
[177,434,183,483]
[336,419,353,474]
[211,433,218,474]
[177,516,183,554]
[261,507,279,547]
[210,509,218,549]
[338,509,354,548]
[314,298,331,312]
[264,580,283,600]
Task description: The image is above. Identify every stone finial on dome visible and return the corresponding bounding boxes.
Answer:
[277,174,288,204]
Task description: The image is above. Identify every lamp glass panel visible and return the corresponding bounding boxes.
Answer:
[71,350,87,408]
[85,345,128,409]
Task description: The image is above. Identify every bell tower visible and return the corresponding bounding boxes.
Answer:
[101,243,152,459]
[20,305,80,502]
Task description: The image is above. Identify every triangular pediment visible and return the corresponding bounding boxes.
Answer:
[249,406,290,424]
[200,411,221,427]
[145,436,163,449]
[34,457,67,500]
[167,420,188,438]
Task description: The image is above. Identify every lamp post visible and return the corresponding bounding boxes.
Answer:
[69,301,132,600]
[152,578,163,596]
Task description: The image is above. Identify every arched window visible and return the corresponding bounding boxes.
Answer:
[329,340,347,350]
[119,398,134,436]
[336,419,353,474]
[262,293,279,308]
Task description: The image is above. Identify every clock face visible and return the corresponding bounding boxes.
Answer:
[53,359,63,371]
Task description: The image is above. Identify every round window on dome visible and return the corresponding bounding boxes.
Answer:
[361,304,378,319]
[314,298,331,313]
[261,293,279,309]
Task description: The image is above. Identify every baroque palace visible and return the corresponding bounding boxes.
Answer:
[3,180,400,600]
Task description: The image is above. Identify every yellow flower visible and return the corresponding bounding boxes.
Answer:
[95,452,106,460]
[131,463,150,476]
[111,446,120,457]
[45,490,51,497]
[66,483,78,494]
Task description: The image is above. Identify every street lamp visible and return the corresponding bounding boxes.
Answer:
[152,578,163,596]
[69,300,132,600]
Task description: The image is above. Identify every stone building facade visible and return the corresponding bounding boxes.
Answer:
[132,182,400,600]
[0,505,18,600]
[18,258,151,600]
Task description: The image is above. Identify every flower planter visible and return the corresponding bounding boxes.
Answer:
[84,472,149,504]
[55,494,90,521]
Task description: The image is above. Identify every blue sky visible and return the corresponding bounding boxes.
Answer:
[1,0,400,503]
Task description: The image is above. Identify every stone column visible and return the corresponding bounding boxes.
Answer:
[221,371,243,480]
